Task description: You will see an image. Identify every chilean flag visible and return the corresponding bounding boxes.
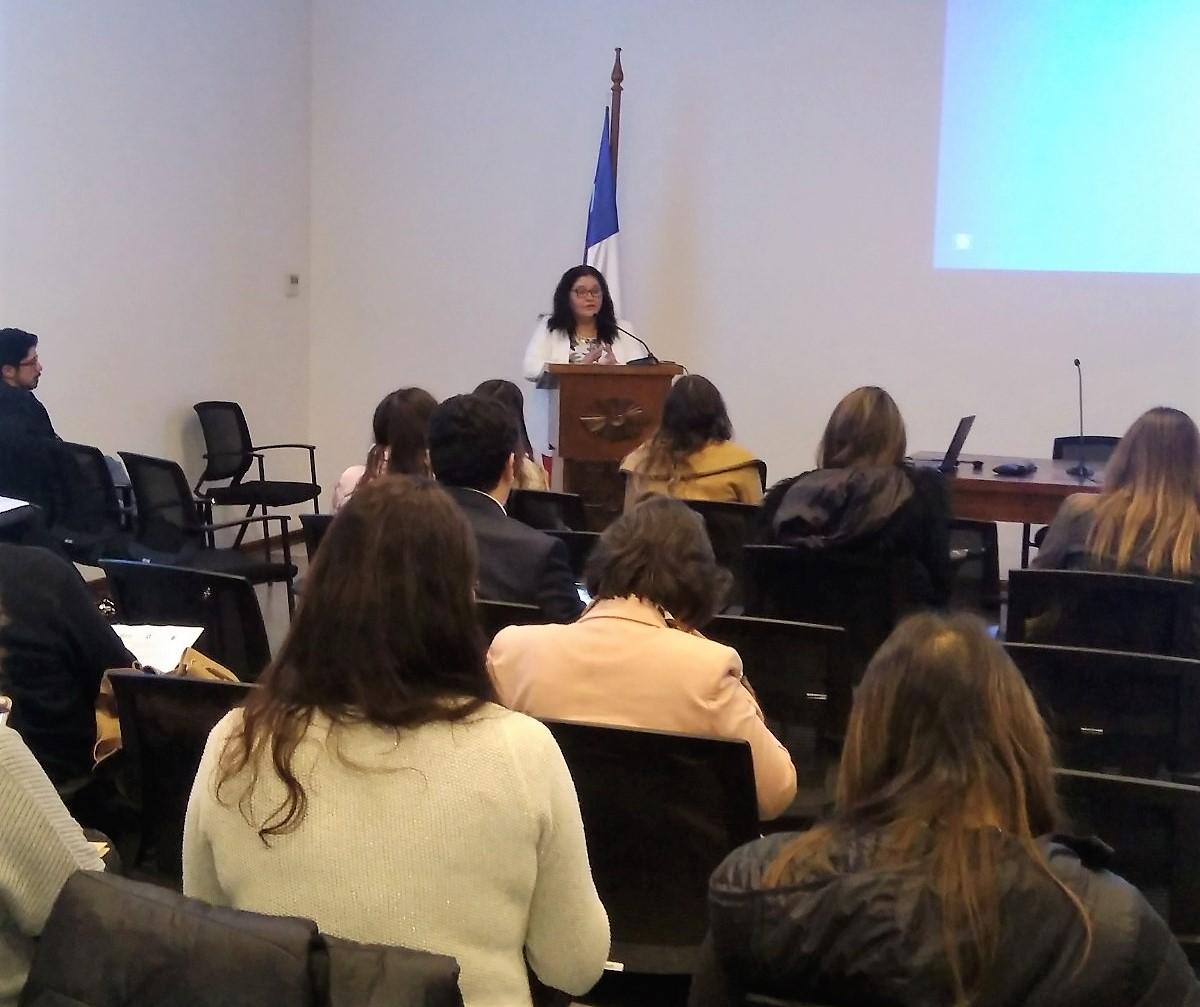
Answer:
[584,107,621,314]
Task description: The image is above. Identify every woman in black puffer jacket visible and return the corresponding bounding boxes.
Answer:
[691,613,1200,1007]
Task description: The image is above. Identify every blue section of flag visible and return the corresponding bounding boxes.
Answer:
[584,107,619,254]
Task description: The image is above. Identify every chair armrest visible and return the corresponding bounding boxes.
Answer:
[250,443,316,452]
[197,515,291,535]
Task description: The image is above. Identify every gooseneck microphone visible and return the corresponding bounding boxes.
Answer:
[616,325,659,365]
[1066,357,1093,478]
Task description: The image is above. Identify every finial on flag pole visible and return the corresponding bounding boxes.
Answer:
[609,48,623,180]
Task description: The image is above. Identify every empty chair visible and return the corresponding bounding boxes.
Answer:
[1021,435,1121,566]
[299,512,334,563]
[107,671,255,883]
[119,451,297,615]
[192,401,320,547]
[1006,568,1196,657]
[49,441,134,564]
[544,528,600,579]
[1056,769,1200,961]
[683,500,761,609]
[100,560,271,681]
[543,719,759,975]
[1007,642,1200,778]
[476,598,544,641]
[22,871,464,1006]
[743,545,913,677]
[507,489,587,531]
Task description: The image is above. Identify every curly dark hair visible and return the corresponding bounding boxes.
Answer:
[546,265,617,346]
[584,496,731,628]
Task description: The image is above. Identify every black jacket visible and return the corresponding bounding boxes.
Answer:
[691,830,1200,1007]
[445,486,583,623]
[0,383,55,440]
[0,545,132,786]
[758,464,952,606]
[19,871,464,1007]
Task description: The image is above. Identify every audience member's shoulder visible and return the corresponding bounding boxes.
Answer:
[0,723,39,770]
[0,542,71,575]
[491,620,561,653]
[488,703,560,754]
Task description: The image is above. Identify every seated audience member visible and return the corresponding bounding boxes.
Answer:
[692,613,1200,1007]
[0,723,105,1007]
[1036,406,1199,577]
[330,386,436,512]
[620,375,763,510]
[759,385,951,606]
[183,477,609,1007]
[0,546,132,789]
[473,379,549,491]
[428,394,583,623]
[488,496,797,820]
[0,328,54,439]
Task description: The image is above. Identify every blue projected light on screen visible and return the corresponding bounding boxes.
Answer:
[934,1,1200,274]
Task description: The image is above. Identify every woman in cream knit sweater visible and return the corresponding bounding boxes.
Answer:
[184,477,609,1007]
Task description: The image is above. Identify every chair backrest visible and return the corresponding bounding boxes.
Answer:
[752,459,768,492]
[508,489,588,531]
[1051,435,1121,463]
[683,500,761,607]
[706,614,849,741]
[1007,642,1200,777]
[948,517,1001,611]
[100,560,271,681]
[119,451,204,553]
[1055,769,1200,945]
[108,671,256,882]
[743,545,910,678]
[544,528,600,579]
[543,719,759,974]
[476,598,544,640]
[1007,568,1196,657]
[193,401,254,484]
[299,513,334,563]
[57,441,124,537]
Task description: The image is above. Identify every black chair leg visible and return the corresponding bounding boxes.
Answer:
[1020,523,1032,568]
[231,504,258,550]
[282,527,296,619]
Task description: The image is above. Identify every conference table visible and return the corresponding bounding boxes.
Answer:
[912,453,1104,525]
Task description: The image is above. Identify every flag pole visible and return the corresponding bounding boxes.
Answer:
[609,47,623,181]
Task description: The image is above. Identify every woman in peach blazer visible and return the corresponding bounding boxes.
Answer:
[487,497,797,821]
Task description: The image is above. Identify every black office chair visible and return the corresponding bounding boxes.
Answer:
[544,719,759,976]
[1006,568,1196,657]
[1020,435,1120,567]
[49,441,134,564]
[299,513,334,563]
[100,560,271,681]
[120,451,297,616]
[683,500,761,610]
[508,489,587,531]
[744,545,913,679]
[545,529,601,580]
[1007,642,1200,778]
[476,598,544,640]
[192,401,320,547]
[1056,769,1200,961]
[947,517,1001,616]
[107,671,256,883]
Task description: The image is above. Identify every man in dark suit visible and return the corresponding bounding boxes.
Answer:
[429,394,583,623]
[0,328,55,439]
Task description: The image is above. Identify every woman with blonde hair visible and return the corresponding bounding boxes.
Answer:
[1036,406,1200,577]
[759,386,951,605]
[619,375,762,510]
[691,613,1199,1007]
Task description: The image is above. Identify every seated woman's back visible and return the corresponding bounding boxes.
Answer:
[183,478,608,1007]
[691,613,1200,1007]
[621,375,762,508]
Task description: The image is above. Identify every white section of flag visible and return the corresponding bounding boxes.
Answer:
[585,233,621,317]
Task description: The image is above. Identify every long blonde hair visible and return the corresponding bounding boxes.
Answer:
[817,386,906,469]
[1087,407,1200,576]
[763,613,1090,1005]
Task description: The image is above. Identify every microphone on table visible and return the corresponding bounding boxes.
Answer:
[1066,357,1093,478]
[616,325,660,365]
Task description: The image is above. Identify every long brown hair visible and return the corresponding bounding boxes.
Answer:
[216,476,496,842]
[362,387,437,483]
[764,613,1090,1004]
[473,378,538,467]
[637,375,734,482]
[1086,406,1200,576]
[817,386,906,469]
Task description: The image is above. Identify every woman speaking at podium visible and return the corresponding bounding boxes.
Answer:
[522,265,642,457]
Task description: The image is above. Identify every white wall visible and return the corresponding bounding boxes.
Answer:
[0,0,311,485]
[309,0,1200,563]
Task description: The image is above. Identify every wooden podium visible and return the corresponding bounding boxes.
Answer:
[539,362,685,527]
